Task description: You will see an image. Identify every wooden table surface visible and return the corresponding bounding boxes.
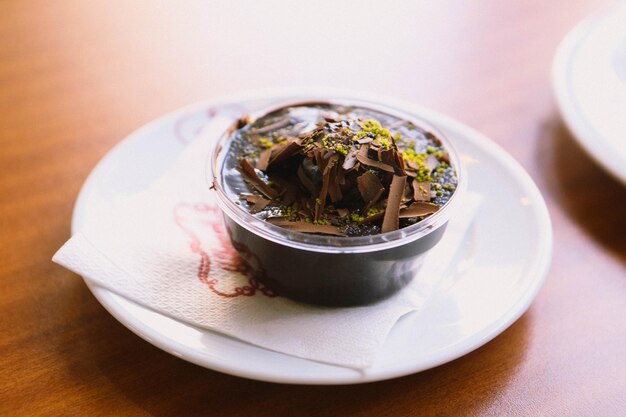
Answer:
[2,0,625,415]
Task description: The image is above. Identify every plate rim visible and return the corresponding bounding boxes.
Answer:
[72,89,553,384]
[551,4,626,186]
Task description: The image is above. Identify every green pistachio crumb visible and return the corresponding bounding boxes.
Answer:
[366,207,381,217]
[258,137,273,149]
[351,213,365,223]
[377,137,391,150]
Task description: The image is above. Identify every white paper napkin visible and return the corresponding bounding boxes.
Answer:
[53,118,481,369]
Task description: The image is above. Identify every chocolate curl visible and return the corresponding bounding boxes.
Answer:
[242,195,271,213]
[404,158,421,172]
[327,163,343,203]
[336,162,347,187]
[399,202,439,218]
[356,171,384,212]
[381,175,406,233]
[256,148,272,170]
[337,208,350,219]
[412,180,431,202]
[281,181,301,206]
[298,196,313,219]
[356,145,395,173]
[379,148,395,166]
[266,138,303,169]
[315,153,338,220]
[251,117,290,134]
[425,131,443,146]
[313,146,324,168]
[297,164,319,196]
[239,159,278,199]
[342,150,358,171]
[393,149,406,176]
[267,219,345,236]
[228,115,252,135]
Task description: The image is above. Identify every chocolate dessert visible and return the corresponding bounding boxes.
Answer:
[220,103,458,237]
[210,100,463,306]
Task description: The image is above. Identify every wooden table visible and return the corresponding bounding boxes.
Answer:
[2,0,625,415]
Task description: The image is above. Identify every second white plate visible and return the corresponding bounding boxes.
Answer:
[553,3,626,185]
[72,89,552,384]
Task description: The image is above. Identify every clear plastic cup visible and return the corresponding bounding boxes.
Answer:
[208,98,466,306]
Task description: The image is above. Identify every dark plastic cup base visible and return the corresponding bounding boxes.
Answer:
[224,215,448,307]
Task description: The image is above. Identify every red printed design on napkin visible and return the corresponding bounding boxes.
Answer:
[174,202,275,298]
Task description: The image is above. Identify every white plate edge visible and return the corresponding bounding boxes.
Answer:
[551,4,626,186]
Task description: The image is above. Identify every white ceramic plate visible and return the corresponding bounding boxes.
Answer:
[553,3,626,185]
[72,90,552,384]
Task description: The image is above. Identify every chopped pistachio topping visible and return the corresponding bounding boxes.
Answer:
[258,137,274,148]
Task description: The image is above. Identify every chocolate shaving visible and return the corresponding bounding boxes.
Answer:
[297,164,319,196]
[266,174,289,192]
[241,194,258,203]
[315,166,331,221]
[425,131,442,146]
[315,153,339,218]
[267,138,303,169]
[399,202,439,218]
[342,150,358,170]
[267,219,345,236]
[337,208,350,219]
[256,148,272,170]
[412,180,431,201]
[403,181,413,202]
[379,148,395,166]
[228,115,252,135]
[356,171,384,211]
[405,159,421,171]
[322,149,334,163]
[356,145,395,173]
[242,194,268,204]
[301,126,324,142]
[327,163,343,202]
[282,181,300,206]
[298,209,311,218]
[393,149,406,176]
[239,159,278,199]
[381,175,406,233]
[357,137,373,144]
[252,117,290,134]
[313,147,324,168]
[242,195,271,213]
[336,163,347,186]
